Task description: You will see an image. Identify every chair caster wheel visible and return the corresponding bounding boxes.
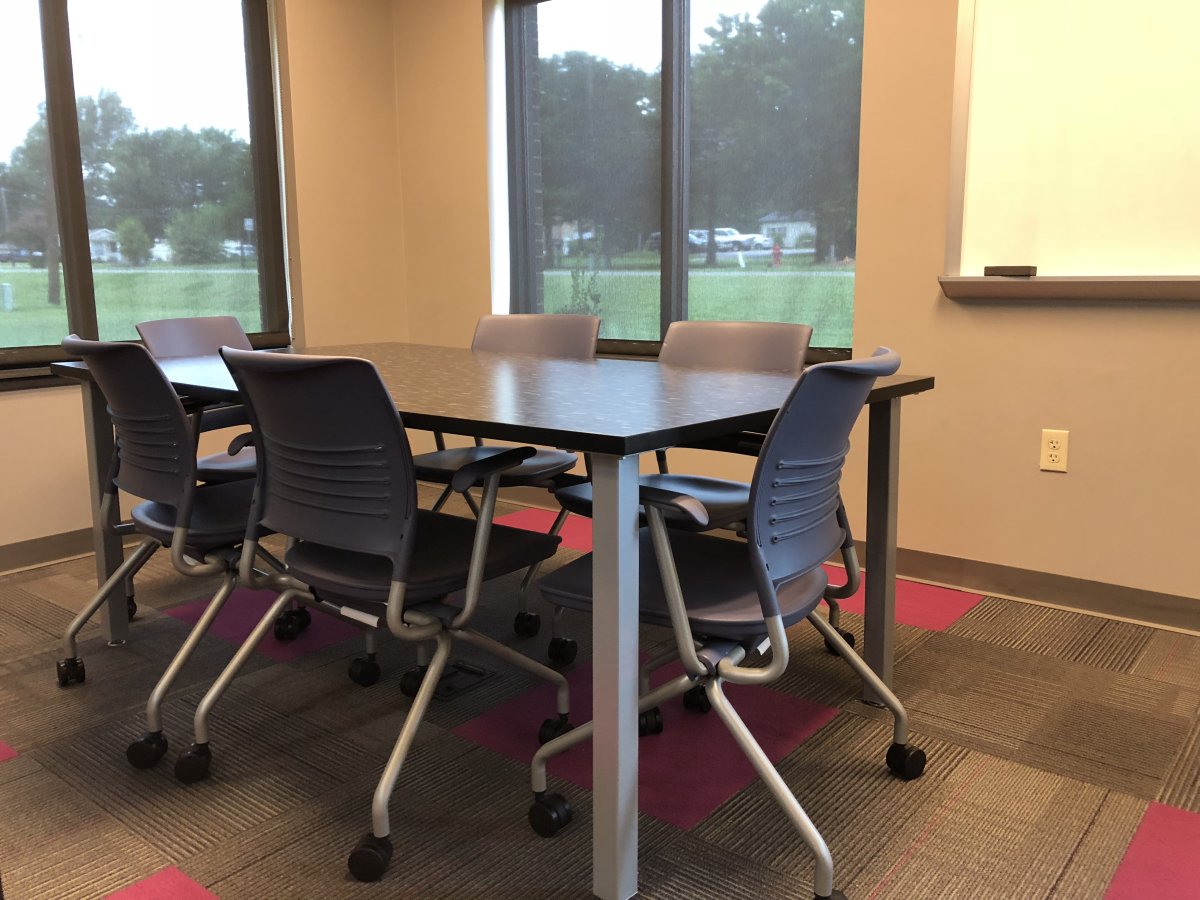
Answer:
[886,742,926,781]
[547,637,578,666]
[682,685,711,714]
[174,743,212,783]
[348,655,381,687]
[291,608,311,631]
[399,666,426,698]
[638,707,664,736]
[824,627,856,655]
[348,833,393,882]
[126,731,169,769]
[538,716,573,745]
[514,611,541,637]
[529,792,572,838]
[273,615,300,641]
[127,596,138,621]
[56,657,86,687]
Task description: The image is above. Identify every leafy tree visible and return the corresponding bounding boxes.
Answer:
[116,216,152,265]
[166,204,225,264]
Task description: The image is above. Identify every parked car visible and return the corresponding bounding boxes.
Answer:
[741,233,774,250]
[690,229,734,251]
[646,231,708,253]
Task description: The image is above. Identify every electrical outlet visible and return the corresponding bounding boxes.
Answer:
[1040,429,1069,472]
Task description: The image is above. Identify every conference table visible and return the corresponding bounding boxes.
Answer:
[53,341,933,900]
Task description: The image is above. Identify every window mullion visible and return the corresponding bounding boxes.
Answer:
[40,0,98,341]
[660,0,688,337]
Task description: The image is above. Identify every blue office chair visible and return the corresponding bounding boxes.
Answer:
[56,336,271,773]
[174,347,575,883]
[412,313,599,639]
[533,348,924,900]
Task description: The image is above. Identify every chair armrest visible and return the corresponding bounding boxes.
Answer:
[450,445,537,492]
[227,431,255,456]
[639,485,710,529]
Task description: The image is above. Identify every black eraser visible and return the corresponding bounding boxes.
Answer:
[983,265,1037,277]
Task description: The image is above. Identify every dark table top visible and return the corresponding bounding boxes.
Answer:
[52,341,934,457]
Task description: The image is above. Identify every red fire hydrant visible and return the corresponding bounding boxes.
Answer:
[772,242,783,268]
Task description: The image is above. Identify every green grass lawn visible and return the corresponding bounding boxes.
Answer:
[0,265,263,348]
[543,264,855,347]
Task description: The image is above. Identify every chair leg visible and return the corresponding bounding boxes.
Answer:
[430,484,454,512]
[515,507,569,618]
[455,628,571,721]
[348,630,454,882]
[807,613,926,780]
[127,574,238,769]
[173,589,301,784]
[705,678,840,900]
[57,538,159,686]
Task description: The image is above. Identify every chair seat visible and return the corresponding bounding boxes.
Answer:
[554,474,751,532]
[413,445,577,487]
[283,509,562,604]
[537,528,827,642]
[196,446,257,483]
[130,479,257,550]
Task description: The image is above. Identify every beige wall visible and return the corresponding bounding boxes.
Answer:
[6,0,1199,609]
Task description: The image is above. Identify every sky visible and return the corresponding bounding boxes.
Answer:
[536,0,768,71]
[1,0,251,162]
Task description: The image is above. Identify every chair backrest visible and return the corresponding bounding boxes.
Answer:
[137,316,253,359]
[659,320,812,374]
[471,314,599,359]
[220,347,419,574]
[62,335,195,507]
[746,347,900,617]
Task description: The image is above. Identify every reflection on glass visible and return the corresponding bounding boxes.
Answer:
[0,4,69,349]
[533,0,662,341]
[68,0,263,340]
[686,1,863,348]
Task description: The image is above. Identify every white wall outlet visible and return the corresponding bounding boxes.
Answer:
[1040,429,1069,472]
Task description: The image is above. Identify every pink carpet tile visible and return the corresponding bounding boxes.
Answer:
[0,741,18,764]
[1104,803,1200,899]
[454,659,838,830]
[105,867,218,899]
[165,588,361,663]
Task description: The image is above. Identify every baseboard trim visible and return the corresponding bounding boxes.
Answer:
[878,545,1199,633]
[0,528,95,576]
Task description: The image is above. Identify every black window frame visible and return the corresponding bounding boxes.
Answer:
[504,0,852,362]
[0,0,289,388]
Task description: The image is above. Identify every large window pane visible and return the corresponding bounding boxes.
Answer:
[0,3,69,350]
[68,0,264,341]
[687,1,862,349]
[531,0,662,341]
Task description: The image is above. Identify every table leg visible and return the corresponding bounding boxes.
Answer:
[80,379,129,645]
[589,453,641,900]
[863,396,900,703]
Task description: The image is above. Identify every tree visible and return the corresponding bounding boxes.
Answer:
[166,204,225,264]
[116,217,152,266]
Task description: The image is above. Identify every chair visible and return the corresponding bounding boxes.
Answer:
[175,347,575,883]
[136,316,258,485]
[533,348,924,900]
[55,336,267,774]
[411,313,600,638]
[548,319,866,678]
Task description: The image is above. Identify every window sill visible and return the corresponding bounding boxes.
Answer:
[939,275,1200,303]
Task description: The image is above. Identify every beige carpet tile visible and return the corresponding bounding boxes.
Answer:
[946,597,1155,673]
[1157,713,1200,813]
[1129,628,1200,691]
[0,765,169,900]
[1048,790,1148,900]
[879,630,1198,798]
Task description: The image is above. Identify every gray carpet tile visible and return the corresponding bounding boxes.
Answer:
[1129,628,1200,691]
[1048,790,1147,900]
[1158,713,1200,813]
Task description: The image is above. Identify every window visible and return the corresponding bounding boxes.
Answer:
[505,0,864,351]
[0,0,287,372]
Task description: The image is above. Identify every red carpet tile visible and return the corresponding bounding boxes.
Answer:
[494,508,594,551]
[105,867,217,899]
[1105,803,1200,899]
[821,564,982,632]
[0,741,17,764]
[165,588,361,663]
[454,660,838,830]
